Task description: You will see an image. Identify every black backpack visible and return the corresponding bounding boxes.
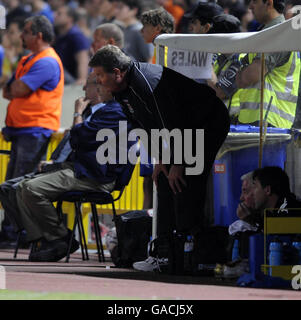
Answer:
[111,210,152,268]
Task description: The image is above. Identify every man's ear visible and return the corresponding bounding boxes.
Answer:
[264,185,272,196]
[204,23,212,34]
[113,68,124,82]
[155,25,162,35]
[36,31,43,41]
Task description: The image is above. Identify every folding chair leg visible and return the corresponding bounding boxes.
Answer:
[76,202,89,261]
[65,214,77,263]
[91,203,105,262]
[13,231,21,259]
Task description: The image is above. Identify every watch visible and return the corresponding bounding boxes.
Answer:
[73,112,82,118]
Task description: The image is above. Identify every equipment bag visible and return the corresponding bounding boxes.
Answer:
[168,226,230,276]
[111,210,152,268]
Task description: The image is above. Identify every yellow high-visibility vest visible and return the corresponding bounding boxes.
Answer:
[238,51,300,128]
[214,54,245,118]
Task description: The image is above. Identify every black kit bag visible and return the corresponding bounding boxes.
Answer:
[168,226,230,276]
[111,210,152,268]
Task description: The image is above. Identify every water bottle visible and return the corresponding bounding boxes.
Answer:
[232,239,240,261]
[292,237,301,265]
[183,235,194,274]
[269,237,283,276]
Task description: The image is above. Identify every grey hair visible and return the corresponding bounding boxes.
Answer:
[25,15,55,44]
[94,23,124,49]
[89,45,131,73]
[240,171,253,183]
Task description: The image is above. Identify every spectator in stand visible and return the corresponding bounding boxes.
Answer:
[184,1,223,34]
[0,18,29,88]
[75,7,93,39]
[24,0,55,24]
[114,0,153,62]
[140,7,175,46]
[156,0,184,29]
[91,22,124,55]
[98,0,119,24]
[85,0,108,32]
[53,5,90,85]
[228,1,254,32]
[175,0,197,33]
[2,0,31,27]
[48,0,71,11]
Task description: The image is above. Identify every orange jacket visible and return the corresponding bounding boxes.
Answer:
[5,47,64,131]
[164,0,184,27]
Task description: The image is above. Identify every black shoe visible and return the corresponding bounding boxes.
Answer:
[29,240,69,262]
[28,233,79,262]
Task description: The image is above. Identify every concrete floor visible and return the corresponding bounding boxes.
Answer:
[0,248,300,300]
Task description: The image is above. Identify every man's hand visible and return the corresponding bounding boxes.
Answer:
[236,202,252,220]
[74,97,91,114]
[2,85,13,100]
[167,165,187,194]
[152,162,169,187]
[37,160,54,172]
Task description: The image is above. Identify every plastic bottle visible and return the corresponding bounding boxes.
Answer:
[292,237,301,265]
[269,237,283,276]
[183,235,194,274]
[232,239,240,261]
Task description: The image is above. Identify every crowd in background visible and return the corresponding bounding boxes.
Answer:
[0,0,299,88]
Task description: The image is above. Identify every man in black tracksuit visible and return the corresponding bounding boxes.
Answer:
[89,45,230,272]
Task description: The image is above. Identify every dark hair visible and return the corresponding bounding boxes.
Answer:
[252,166,291,198]
[89,44,131,73]
[141,7,175,34]
[118,0,143,17]
[7,17,25,30]
[25,15,55,44]
[263,0,285,13]
[95,23,124,49]
[65,6,79,23]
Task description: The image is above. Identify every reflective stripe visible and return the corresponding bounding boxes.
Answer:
[239,51,300,128]
[240,101,295,123]
[251,52,298,103]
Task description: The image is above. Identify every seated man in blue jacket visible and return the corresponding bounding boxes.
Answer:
[0,73,96,245]
[2,73,134,262]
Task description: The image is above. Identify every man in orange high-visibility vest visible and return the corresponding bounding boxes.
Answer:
[2,15,64,180]
[1,16,63,245]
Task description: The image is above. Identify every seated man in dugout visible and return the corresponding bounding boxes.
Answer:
[0,73,134,262]
[217,166,301,279]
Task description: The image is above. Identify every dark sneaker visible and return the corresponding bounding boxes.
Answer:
[28,232,79,262]
[29,239,69,262]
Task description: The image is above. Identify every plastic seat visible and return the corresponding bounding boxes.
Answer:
[56,152,139,263]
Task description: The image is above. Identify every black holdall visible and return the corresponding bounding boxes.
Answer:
[167,226,230,276]
[111,210,152,268]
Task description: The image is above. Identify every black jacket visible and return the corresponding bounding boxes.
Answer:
[114,62,230,165]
